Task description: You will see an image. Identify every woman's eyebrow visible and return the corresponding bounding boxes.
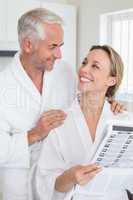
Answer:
[83,57,88,62]
[93,60,101,65]
[94,61,99,63]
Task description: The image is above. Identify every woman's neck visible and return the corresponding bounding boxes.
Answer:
[80,91,105,117]
[79,91,106,141]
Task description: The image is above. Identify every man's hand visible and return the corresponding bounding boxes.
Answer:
[28,109,67,144]
[109,99,126,114]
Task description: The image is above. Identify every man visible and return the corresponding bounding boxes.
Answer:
[0,8,76,200]
[0,7,123,200]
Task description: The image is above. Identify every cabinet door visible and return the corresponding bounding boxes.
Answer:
[0,0,40,51]
[41,2,76,71]
[0,0,7,49]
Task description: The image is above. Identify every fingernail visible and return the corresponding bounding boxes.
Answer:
[95,164,102,168]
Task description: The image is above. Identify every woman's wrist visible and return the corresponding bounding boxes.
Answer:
[55,169,75,193]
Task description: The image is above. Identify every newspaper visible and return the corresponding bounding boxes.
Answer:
[91,121,133,169]
[72,121,133,199]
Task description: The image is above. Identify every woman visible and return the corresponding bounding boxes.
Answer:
[32,45,133,200]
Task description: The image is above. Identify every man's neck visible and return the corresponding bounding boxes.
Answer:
[20,54,44,94]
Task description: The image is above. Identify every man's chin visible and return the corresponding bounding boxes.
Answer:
[45,62,55,71]
[45,65,54,71]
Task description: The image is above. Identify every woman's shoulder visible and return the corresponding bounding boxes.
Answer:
[54,99,81,135]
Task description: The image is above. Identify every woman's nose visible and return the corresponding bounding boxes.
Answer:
[80,64,91,74]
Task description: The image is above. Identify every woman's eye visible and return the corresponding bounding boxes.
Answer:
[82,61,86,66]
[81,57,88,66]
[49,46,55,50]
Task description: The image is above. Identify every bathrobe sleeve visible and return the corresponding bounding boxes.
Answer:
[0,109,30,168]
[35,130,72,200]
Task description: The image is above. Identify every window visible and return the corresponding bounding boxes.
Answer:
[100,9,133,100]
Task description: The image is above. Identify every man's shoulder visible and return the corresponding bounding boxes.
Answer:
[0,53,18,85]
[0,66,12,85]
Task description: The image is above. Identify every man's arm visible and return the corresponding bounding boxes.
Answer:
[108,98,126,114]
[0,109,66,167]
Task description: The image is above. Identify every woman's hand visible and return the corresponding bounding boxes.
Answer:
[68,164,102,185]
[55,164,102,193]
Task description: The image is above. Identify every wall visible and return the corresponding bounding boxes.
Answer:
[68,0,133,66]
[40,0,68,3]
[1,0,133,69]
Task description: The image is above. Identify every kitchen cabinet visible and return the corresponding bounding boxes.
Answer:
[0,0,40,51]
[0,0,76,70]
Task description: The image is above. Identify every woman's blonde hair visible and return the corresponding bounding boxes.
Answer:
[90,45,124,98]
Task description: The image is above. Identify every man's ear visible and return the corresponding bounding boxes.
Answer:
[21,38,33,53]
[107,76,117,87]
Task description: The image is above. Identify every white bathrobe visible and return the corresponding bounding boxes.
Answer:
[0,53,76,200]
[34,99,133,200]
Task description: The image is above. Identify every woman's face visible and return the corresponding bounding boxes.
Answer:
[78,49,116,95]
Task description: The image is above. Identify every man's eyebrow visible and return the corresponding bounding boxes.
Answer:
[50,42,64,47]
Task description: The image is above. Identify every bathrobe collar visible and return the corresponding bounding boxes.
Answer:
[10,52,54,110]
[71,98,114,161]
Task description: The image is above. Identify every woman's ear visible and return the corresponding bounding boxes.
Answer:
[107,76,117,87]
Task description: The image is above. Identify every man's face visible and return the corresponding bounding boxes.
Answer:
[30,23,64,72]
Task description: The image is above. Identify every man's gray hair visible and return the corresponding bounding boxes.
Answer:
[17,7,64,44]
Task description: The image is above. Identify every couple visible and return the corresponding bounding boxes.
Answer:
[30,45,133,200]
[0,7,129,200]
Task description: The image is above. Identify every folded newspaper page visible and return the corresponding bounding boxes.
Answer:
[72,121,133,199]
[91,121,133,168]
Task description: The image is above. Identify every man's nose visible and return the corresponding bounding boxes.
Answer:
[54,47,62,59]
